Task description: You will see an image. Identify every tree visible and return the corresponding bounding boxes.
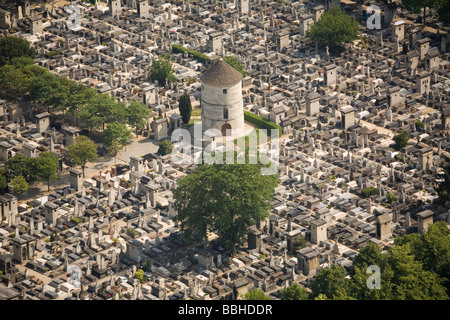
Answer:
[306,7,359,51]
[126,101,150,134]
[310,264,351,299]
[243,289,272,300]
[173,162,279,255]
[6,154,35,182]
[143,259,152,272]
[78,94,125,131]
[158,140,174,156]
[394,221,450,294]
[0,172,8,194]
[29,72,68,112]
[65,135,98,177]
[437,156,450,205]
[349,263,394,300]
[178,92,192,124]
[223,56,248,77]
[0,59,48,100]
[280,283,310,300]
[134,269,145,282]
[61,78,98,120]
[0,64,30,98]
[292,236,307,253]
[401,0,444,26]
[392,131,410,151]
[0,36,36,67]
[386,192,396,205]
[437,0,450,23]
[352,243,383,273]
[361,186,377,198]
[102,122,131,165]
[10,176,29,195]
[34,152,59,191]
[149,54,177,86]
[384,244,448,299]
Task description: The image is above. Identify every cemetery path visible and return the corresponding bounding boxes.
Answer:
[15,136,158,205]
[83,135,159,179]
[16,264,53,285]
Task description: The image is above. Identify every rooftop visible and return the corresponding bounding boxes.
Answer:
[200,59,242,86]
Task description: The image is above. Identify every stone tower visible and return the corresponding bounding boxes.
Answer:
[200,59,244,137]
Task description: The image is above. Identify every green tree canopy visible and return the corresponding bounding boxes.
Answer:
[306,7,359,50]
[65,135,98,177]
[0,172,8,194]
[134,269,145,282]
[243,289,272,300]
[149,54,177,86]
[386,192,396,204]
[352,243,383,273]
[384,244,448,299]
[401,0,446,26]
[61,78,98,117]
[102,122,131,164]
[7,56,35,68]
[437,0,450,23]
[392,131,410,151]
[143,259,152,272]
[178,91,192,124]
[78,94,126,131]
[310,264,352,300]
[0,36,36,67]
[103,122,131,147]
[126,101,150,134]
[6,154,35,182]
[280,283,310,300]
[361,186,377,198]
[0,65,30,98]
[0,61,48,99]
[173,161,279,255]
[394,221,450,295]
[223,56,248,77]
[437,156,450,205]
[10,175,29,195]
[29,72,68,112]
[158,140,174,156]
[34,152,59,191]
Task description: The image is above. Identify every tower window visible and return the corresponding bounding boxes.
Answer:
[224,108,228,120]
[223,89,227,94]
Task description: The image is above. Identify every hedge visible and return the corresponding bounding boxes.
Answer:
[171,44,209,63]
[361,187,377,198]
[244,111,282,136]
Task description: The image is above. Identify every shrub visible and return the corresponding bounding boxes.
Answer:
[158,140,174,155]
[361,187,377,198]
[243,111,282,136]
[44,51,60,59]
[171,44,209,63]
[71,217,83,224]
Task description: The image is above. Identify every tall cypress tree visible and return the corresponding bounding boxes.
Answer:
[178,92,192,124]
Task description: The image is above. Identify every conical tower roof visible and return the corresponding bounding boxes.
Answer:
[200,58,242,86]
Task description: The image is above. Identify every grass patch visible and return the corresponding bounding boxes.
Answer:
[191,108,202,117]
